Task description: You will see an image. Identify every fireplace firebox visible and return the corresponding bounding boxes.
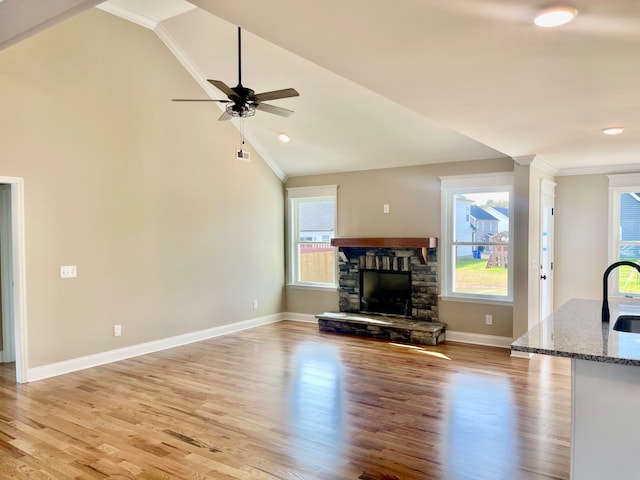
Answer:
[360,270,411,316]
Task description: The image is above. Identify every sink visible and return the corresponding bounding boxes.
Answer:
[613,315,640,333]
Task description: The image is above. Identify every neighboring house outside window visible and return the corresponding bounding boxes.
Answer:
[486,206,510,234]
[608,174,640,297]
[287,185,337,287]
[441,173,514,303]
[470,205,499,244]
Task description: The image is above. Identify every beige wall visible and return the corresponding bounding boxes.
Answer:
[554,174,609,306]
[0,10,285,367]
[285,158,516,337]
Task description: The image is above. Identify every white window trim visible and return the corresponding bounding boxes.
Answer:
[286,185,338,288]
[440,172,514,304]
[608,173,640,298]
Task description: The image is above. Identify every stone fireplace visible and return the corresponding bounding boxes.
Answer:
[316,237,444,346]
[333,237,438,322]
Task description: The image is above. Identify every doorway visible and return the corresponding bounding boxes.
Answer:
[539,179,556,322]
[0,178,27,383]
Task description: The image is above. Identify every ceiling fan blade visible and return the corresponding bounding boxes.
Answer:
[255,103,295,117]
[254,88,299,102]
[172,98,230,102]
[208,79,239,99]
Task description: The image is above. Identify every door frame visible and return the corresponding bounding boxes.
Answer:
[0,177,27,383]
[1,185,15,363]
[539,178,556,323]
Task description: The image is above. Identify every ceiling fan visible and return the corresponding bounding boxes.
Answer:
[172,27,299,121]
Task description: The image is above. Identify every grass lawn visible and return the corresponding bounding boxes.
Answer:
[619,261,640,294]
[456,258,640,296]
[455,257,508,296]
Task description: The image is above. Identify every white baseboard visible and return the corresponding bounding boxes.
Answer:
[282,312,318,323]
[445,330,513,349]
[27,313,284,382]
[25,314,525,382]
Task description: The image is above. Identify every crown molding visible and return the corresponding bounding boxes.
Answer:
[531,156,559,176]
[513,155,640,178]
[96,3,158,30]
[557,163,640,177]
[512,155,536,166]
[512,155,559,176]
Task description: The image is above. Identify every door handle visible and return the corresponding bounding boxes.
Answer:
[540,275,548,280]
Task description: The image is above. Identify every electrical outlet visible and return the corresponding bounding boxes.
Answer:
[114,324,122,337]
[383,203,390,214]
[253,299,258,309]
[60,265,77,278]
[485,314,493,326]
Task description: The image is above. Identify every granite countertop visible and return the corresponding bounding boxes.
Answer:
[511,298,640,365]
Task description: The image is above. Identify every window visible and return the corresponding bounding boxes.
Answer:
[287,185,337,287]
[608,174,640,297]
[441,173,514,303]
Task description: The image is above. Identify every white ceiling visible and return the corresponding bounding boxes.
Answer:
[2,0,640,178]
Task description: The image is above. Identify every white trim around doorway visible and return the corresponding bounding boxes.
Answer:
[0,177,28,383]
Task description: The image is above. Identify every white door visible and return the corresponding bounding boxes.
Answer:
[539,179,556,321]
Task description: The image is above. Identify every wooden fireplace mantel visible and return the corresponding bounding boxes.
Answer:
[330,237,438,248]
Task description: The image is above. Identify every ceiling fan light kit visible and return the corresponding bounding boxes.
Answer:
[534,5,578,27]
[226,102,256,118]
[173,27,299,121]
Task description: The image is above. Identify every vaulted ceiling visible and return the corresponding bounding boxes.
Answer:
[2,0,639,179]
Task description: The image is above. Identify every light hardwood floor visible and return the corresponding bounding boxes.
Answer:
[0,321,570,479]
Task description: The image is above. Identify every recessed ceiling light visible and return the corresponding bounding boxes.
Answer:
[602,127,625,136]
[278,133,290,143]
[534,6,578,27]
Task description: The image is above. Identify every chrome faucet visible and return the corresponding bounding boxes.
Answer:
[602,261,640,322]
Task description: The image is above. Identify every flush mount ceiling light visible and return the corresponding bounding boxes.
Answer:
[534,5,578,27]
[278,133,291,143]
[602,127,625,136]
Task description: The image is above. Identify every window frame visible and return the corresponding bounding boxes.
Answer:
[440,173,514,304]
[286,185,338,289]
[608,173,640,298]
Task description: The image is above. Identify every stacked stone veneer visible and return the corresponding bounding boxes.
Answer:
[337,246,438,321]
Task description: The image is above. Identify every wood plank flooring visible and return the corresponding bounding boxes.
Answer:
[0,321,570,479]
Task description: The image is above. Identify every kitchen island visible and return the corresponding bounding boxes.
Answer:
[512,298,640,480]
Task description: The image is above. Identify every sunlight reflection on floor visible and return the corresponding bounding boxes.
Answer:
[389,342,452,360]
[443,372,517,479]
[286,342,345,472]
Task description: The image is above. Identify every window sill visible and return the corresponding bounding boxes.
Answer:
[613,295,640,302]
[287,284,338,292]
[440,295,513,307]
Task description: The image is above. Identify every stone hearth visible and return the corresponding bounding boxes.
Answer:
[317,312,446,346]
